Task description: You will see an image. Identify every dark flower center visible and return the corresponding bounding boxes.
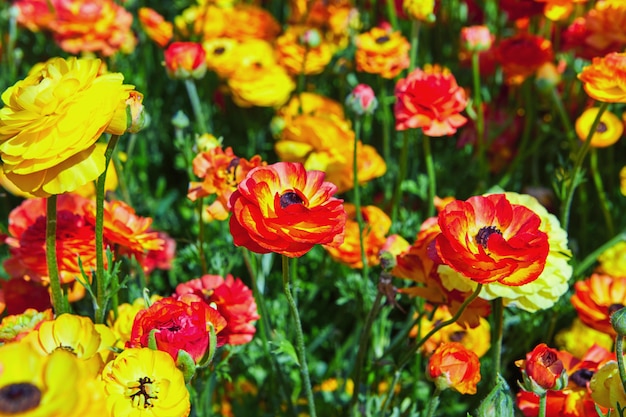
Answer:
[213,46,225,55]
[226,157,240,184]
[475,226,502,248]
[449,331,466,342]
[539,350,558,367]
[609,303,625,316]
[280,192,304,209]
[375,36,390,44]
[129,377,158,408]
[0,383,42,414]
[596,121,608,133]
[569,369,594,387]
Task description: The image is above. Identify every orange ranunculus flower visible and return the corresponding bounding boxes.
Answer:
[355,26,410,79]
[188,145,266,221]
[3,194,98,300]
[0,57,136,197]
[517,344,566,391]
[394,65,468,136]
[517,344,614,417]
[127,295,227,363]
[535,0,586,21]
[325,142,387,194]
[276,92,346,123]
[204,39,277,80]
[138,7,173,47]
[222,4,281,42]
[427,342,481,395]
[175,3,226,41]
[229,162,347,258]
[575,107,624,148]
[434,194,550,286]
[164,42,207,80]
[570,273,626,336]
[323,204,391,269]
[394,217,491,328]
[49,0,135,56]
[578,52,626,103]
[14,0,55,32]
[276,26,333,76]
[496,33,554,85]
[175,274,259,346]
[227,63,295,108]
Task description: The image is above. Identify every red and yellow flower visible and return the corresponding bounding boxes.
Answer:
[496,33,554,85]
[578,52,626,103]
[229,162,346,258]
[222,4,281,42]
[575,107,623,148]
[276,26,334,76]
[571,273,626,336]
[394,65,468,136]
[427,342,481,395]
[355,26,410,79]
[434,194,550,286]
[517,344,566,391]
[138,7,173,47]
[164,42,207,80]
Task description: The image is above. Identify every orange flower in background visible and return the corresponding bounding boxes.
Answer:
[174,3,226,41]
[323,204,391,269]
[535,0,586,21]
[326,142,387,194]
[204,39,277,81]
[222,4,281,42]
[427,342,481,395]
[394,65,468,136]
[578,52,626,103]
[575,107,624,148]
[188,145,266,221]
[517,344,566,391]
[175,274,259,346]
[164,42,207,80]
[434,194,550,286]
[229,162,346,258]
[0,57,136,197]
[570,273,626,336]
[355,26,410,79]
[3,194,97,299]
[517,344,614,417]
[14,0,55,32]
[128,295,227,363]
[138,7,173,47]
[49,0,135,56]
[276,26,334,76]
[227,63,295,108]
[496,33,553,85]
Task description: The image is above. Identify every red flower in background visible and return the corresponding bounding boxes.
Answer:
[176,274,259,346]
[434,194,549,286]
[164,42,207,79]
[570,273,626,336]
[229,162,346,258]
[0,278,51,316]
[127,295,227,363]
[517,344,565,390]
[496,33,553,84]
[427,342,481,395]
[394,65,468,136]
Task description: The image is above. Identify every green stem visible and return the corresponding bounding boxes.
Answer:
[95,134,121,324]
[538,393,547,417]
[616,336,626,403]
[46,195,69,315]
[492,297,504,388]
[282,255,316,417]
[391,130,412,229]
[423,134,436,218]
[560,101,609,231]
[573,230,626,278]
[471,51,488,185]
[380,369,402,416]
[379,81,393,203]
[550,87,576,143]
[409,20,421,72]
[352,118,369,278]
[385,0,399,30]
[425,388,442,417]
[197,199,208,275]
[590,148,615,237]
[184,79,210,133]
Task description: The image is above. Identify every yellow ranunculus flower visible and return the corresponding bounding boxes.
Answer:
[0,56,136,197]
[227,63,295,108]
[102,347,191,417]
[0,341,102,416]
[590,361,626,410]
[575,107,623,148]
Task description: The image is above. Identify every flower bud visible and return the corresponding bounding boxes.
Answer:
[535,62,562,93]
[164,42,207,80]
[611,306,626,336]
[516,344,567,395]
[171,110,190,130]
[299,28,322,48]
[345,84,378,116]
[460,25,493,53]
[125,91,148,133]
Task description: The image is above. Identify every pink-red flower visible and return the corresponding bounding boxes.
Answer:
[175,274,259,346]
[345,84,378,116]
[434,194,550,286]
[229,162,346,258]
[496,33,554,85]
[127,295,227,363]
[394,65,468,136]
[164,42,207,80]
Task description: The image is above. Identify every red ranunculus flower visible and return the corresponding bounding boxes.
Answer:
[434,194,549,286]
[496,33,554,85]
[570,273,626,336]
[175,274,259,346]
[127,295,227,363]
[517,343,566,390]
[229,161,346,257]
[394,65,468,136]
[427,341,481,395]
[164,42,207,80]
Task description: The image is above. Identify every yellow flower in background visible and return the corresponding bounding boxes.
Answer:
[598,241,626,277]
[102,347,191,417]
[578,52,626,103]
[222,4,281,42]
[0,341,100,416]
[276,26,334,76]
[175,4,226,41]
[590,361,626,410]
[554,318,612,359]
[403,0,436,22]
[575,107,624,148]
[227,63,295,108]
[439,192,572,312]
[0,57,136,197]
[621,166,626,196]
[205,38,277,80]
[355,27,410,79]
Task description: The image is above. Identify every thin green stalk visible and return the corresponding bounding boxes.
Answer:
[379,81,393,202]
[590,148,615,237]
[423,134,436,218]
[616,336,626,400]
[574,230,626,278]
[409,20,421,72]
[550,87,576,143]
[46,195,69,315]
[95,134,121,324]
[380,369,402,416]
[282,255,316,417]
[425,388,442,417]
[197,199,208,275]
[492,297,504,388]
[352,118,369,279]
[391,130,412,229]
[184,79,210,133]
[471,51,488,185]
[538,394,547,417]
[385,0,399,30]
[560,101,610,231]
